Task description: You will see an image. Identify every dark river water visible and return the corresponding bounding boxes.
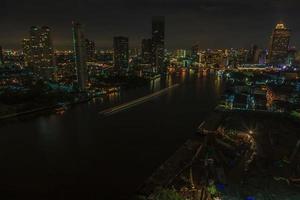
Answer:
[0,70,224,200]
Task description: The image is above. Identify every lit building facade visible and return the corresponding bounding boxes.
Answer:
[200,49,227,67]
[268,22,291,65]
[141,38,152,65]
[152,16,165,73]
[113,36,129,71]
[85,39,96,62]
[0,46,3,65]
[191,45,200,64]
[22,26,55,79]
[72,22,88,91]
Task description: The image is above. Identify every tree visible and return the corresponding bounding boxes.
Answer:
[154,189,184,200]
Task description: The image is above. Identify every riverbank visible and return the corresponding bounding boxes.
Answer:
[0,72,225,200]
[0,90,117,122]
[136,109,300,200]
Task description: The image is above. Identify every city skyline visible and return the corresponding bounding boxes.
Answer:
[1,1,300,200]
[1,0,300,49]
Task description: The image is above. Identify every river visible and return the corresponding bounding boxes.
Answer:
[0,70,224,199]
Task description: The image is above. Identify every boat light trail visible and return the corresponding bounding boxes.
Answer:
[99,84,180,116]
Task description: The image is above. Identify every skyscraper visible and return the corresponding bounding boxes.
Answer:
[0,46,3,65]
[22,26,55,79]
[247,44,259,64]
[72,22,88,91]
[113,36,129,71]
[85,39,96,62]
[40,26,55,69]
[268,21,291,65]
[22,39,31,67]
[152,16,165,73]
[141,38,152,64]
[191,45,200,63]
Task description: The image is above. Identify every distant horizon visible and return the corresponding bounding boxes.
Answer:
[1,0,300,50]
[1,23,298,51]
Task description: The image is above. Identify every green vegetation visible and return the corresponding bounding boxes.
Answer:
[154,189,184,200]
[290,110,300,119]
[133,189,184,200]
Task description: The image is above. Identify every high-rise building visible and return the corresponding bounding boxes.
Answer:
[287,47,297,66]
[85,39,96,62]
[176,49,187,59]
[269,21,291,65]
[247,44,259,64]
[113,36,129,71]
[191,45,200,63]
[72,22,88,91]
[259,50,267,65]
[141,38,152,64]
[22,26,55,79]
[152,16,165,73]
[0,46,3,65]
[22,39,31,67]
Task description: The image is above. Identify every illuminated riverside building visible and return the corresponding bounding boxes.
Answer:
[200,49,227,67]
[85,39,96,61]
[176,49,187,59]
[226,49,248,67]
[113,36,129,71]
[259,50,268,65]
[191,45,200,64]
[247,45,260,64]
[287,47,297,66]
[72,22,88,91]
[152,16,165,73]
[22,26,55,79]
[0,46,3,65]
[268,21,291,65]
[22,39,31,67]
[141,38,152,65]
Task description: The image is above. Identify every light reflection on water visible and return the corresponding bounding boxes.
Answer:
[150,78,161,92]
[108,91,121,103]
[0,70,225,199]
[36,115,62,145]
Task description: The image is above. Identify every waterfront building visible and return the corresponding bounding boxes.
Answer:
[0,46,3,65]
[258,50,268,65]
[176,49,187,59]
[85,39,96,62]
[22,39,31,67]
[22,26,55,79]
[200,49,227,68]
[191,45,200,64]
[247,45,259,64]
[268,21,291,65]
[113,36,129,71]
[152,16,165,73]
[141,38,152,65]
[72,22,88,91]
[287,47,297,66]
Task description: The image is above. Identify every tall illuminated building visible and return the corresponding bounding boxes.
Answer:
[22,26,55,79]
[22,39,31,67]
[141,38,152,64]
[268,21,291,65]
[113,36,129,71]
[191,45,199,63]
[152,16,165,73]
[247,44,259,64]
[0,46,3,65]
[72,22,88,91]
[85,39,96,61]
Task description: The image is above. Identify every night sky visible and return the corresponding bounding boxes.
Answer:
[1,0,300,50]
